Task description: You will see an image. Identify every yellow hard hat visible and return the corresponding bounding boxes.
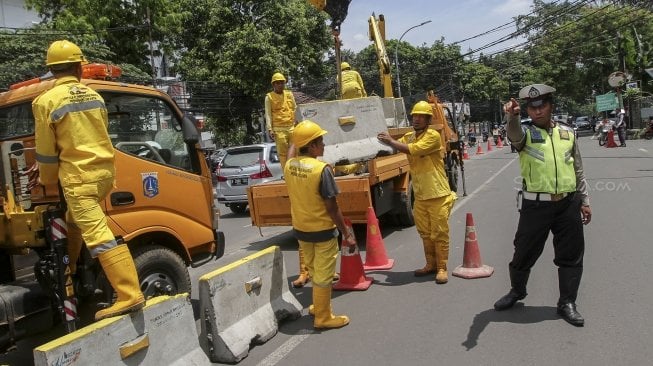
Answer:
[293,120,327,148]
[271,72,286,84]
[410,101,433,116]
[46,40,87,66]
[341,62,351,70]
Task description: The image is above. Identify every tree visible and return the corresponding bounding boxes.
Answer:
[173,0,333,144]
[25,0,186,75]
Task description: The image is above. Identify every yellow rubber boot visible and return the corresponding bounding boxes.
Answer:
[414,239,436,277]
[66,223,84,275]
[435,243,449,284]
[95,245,145,321]
[292,246,311,288]
[313,286,349,329]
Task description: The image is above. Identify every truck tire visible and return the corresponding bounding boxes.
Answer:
[132,245,191,299]
[448,159,459,193]
[395,181,415,227]
[229,203,248,215]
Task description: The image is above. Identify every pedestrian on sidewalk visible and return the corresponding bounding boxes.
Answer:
[497,84,592,327]
[285,120,356,329]
[615,108,627,147]
[377,101,456,284]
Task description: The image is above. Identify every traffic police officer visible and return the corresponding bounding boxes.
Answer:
[33,40,145,321]
[495,84,592,326]
[285,120,356,329]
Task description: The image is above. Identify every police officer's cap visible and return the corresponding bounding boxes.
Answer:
[519,84,556,107]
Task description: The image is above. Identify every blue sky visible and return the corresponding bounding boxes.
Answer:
[339,0,537,54]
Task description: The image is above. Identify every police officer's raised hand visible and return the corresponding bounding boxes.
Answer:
[581,205,592,225]
[503,98,520,116]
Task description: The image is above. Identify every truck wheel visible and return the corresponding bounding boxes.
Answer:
[229,203,248,215]
[396,181,415,227]
[132,245,191,299]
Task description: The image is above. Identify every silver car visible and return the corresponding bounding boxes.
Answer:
[215,142,283,214]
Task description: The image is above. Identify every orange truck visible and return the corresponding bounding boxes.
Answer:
[0,69,224,352]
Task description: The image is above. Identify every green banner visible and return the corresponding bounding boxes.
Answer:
[595,92,618,112]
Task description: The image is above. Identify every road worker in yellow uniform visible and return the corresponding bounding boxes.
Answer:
[339,62,367,99]
[264,72,312,288]
[377,101,456,284]
[32,40,145,321]
[285,120,356,329]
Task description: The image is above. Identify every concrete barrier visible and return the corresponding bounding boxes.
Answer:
[33,294,209,366]
[199,245,302,363]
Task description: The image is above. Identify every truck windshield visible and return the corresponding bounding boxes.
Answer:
[0,92,191,171]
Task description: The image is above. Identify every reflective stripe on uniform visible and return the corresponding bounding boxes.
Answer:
[36,152,59,164]
[522,145,545,162]
[50,100,106,122]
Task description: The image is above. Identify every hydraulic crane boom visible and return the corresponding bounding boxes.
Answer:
[368,14,393,98]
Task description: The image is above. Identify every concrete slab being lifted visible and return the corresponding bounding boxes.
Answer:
[296,96,400,166]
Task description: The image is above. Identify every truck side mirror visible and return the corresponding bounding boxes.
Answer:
[181,115,199,144]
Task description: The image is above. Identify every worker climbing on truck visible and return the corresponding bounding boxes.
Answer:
[285,120,356,329]
[340,62,367,99]
[30,40,145,321]
[377,101,457,284]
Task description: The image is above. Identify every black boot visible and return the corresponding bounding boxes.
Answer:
[494,267,529,311]
[557,267,584,326]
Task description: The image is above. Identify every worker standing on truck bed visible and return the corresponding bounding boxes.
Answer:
[377,101,456,284]
[264,72,310,288]
[31,40,145,321]
[285,120,356,329]
[339,62,367,99]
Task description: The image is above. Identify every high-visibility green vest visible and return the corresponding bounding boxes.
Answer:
[519,124,577,193]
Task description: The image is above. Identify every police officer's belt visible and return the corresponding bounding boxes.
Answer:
[522,191,570,202]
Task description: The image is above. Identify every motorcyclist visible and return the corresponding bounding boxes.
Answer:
[467,128,476,146]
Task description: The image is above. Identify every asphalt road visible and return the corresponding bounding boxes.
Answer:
[3,135,652,365]
[203,136,653,366]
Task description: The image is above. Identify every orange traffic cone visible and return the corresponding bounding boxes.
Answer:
[452,213,494,279]
[606,130,618,148]
[497,136,504,148]
[363,207,394,271]
[463,144,470,160]
[487,139,493,152]
[476,143,484,155]
[333,219,373,291]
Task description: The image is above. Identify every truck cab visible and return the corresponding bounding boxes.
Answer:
[0,75,224,352]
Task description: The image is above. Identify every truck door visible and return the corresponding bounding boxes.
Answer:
[101,91,215,248]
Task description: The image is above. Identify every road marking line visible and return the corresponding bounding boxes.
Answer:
[452,158,516,214]
[639,148,648,153]
[256,158,516,365]
[255,330,312,366]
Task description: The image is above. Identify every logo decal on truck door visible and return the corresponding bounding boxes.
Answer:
[141,172,159,198]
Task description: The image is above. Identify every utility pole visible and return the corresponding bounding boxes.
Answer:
[146,7,157,87]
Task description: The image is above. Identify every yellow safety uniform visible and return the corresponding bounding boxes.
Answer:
[285,156,338,287]
[265,90,296,167]
[519,125,577,193]
[400,129,456,252]
[340,69,367,99]
[33,76,117,256]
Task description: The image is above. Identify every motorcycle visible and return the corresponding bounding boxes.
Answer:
[598,123,613,146]
[482,131,489,142]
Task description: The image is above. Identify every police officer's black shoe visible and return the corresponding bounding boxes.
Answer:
[557,302,584,327]
[493,290,526,311]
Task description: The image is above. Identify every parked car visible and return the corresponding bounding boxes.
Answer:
[215,143,283,214]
